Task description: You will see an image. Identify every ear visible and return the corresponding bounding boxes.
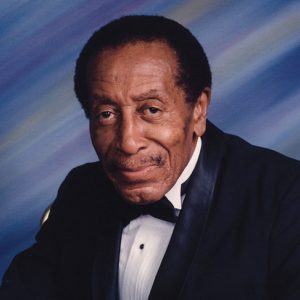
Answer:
[193,87,211,137]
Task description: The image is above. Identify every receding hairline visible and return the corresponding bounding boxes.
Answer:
[86,39,185,95]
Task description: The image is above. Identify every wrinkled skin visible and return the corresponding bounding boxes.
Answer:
[88,41,210,204]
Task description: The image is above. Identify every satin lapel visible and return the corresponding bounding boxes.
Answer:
[149,121,226,299]
[92,193,123,300]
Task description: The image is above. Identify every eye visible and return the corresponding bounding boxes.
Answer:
[141,105,163,121]
[100,111,112,119]
[94,108,117,126]
[143,107,161,115]
[147,107,160,114]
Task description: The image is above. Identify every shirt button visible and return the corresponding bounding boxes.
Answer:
[139,243,144,249]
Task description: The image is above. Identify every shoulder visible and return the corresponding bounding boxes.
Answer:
[64,161,104,182]
[206,121,300,180]
[226,131,300,179]
[47,162,114,220]
[37,161,115,241]
[58,161,112,193]
[204,122,300,216]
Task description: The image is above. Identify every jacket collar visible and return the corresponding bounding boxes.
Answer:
[149,121,226,299]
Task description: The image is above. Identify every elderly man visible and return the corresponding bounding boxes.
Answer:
[1,15,300,300]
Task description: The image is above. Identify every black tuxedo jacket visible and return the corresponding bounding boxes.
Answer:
[1,121,300,299]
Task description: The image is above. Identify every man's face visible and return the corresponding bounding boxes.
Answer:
[88,41,210,204]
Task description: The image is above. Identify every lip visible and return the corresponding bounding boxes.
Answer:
[114,165,157,182]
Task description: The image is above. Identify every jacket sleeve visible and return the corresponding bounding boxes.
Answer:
[0,168,80,300]
[268,173,300,300]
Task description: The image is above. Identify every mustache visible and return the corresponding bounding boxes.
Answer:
[105,154,165,171]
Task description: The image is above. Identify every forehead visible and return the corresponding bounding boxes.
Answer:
[87,41,179,84]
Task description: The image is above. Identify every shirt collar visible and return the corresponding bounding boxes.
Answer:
[165,137,201,210]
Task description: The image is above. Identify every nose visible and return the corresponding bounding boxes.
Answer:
[116,113,145,155]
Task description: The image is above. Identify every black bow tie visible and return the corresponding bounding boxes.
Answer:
[117,178,191,226]
[119,197,179,226]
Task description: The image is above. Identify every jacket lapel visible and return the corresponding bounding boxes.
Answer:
[92,192,123,300]
[149,121,225,299]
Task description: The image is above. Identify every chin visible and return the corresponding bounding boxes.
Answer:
[117,184,168,205]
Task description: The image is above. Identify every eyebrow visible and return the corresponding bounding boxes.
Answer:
[91,95,117,105]
[132,89,165,102]
[91,89,165,104]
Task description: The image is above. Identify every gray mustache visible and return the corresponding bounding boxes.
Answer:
[108,155,165,170]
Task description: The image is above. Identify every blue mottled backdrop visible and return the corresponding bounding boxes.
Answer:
[1,0,300,278]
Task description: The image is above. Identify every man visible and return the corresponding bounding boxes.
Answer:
[1,15,300,300]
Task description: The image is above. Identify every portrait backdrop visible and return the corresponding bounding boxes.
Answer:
[1,0,300,279]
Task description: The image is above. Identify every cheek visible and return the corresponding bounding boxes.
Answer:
[90,126,112,158]
[159,132,184,155]
[156,114,193,149]
[153,125,188,166]
[156,118,196,169]
[155,113,187,144]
